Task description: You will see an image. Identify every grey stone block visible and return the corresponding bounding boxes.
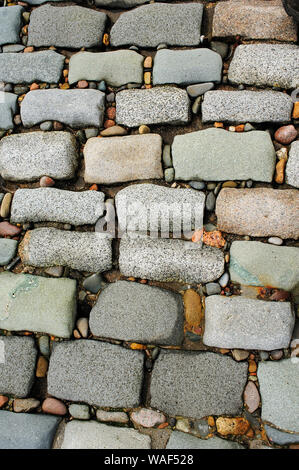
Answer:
[167,432,244,449]
[84,135,163,184]
[172,128,276,182]
[115,183,205,234]
[110,3,203,48]
[0,51,65,84]
[0,239,18,266]
[228,44,299,89]
[265,425,299,445]
[0,272,76,338]
[61,420,151,449]
[119,236,225,284]
[229,241,299,291]
[89,280,184,345]
[0,6,23,46]
[150,351,248,419]
[68,50,143,87]
[202,90,293,123]
[0,336,37,397]
[47,340,144,408]
[116,86,190,127]
[28,4,107,49]
[21,228,112,273]
[0,91,18,130]
[257,359,299,432]
[203,296,294,350]
[0,411,60,449]
[10,188,105,226]
[0,132,78,182]
[2,44,25,53]
[286,141,299,189]
[152,49,222,86]
[21,89,105,128]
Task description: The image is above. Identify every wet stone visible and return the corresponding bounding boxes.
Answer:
[0,6,23,46]
[0,239,18,266]
[286,141,299,189]
[167,432,244,449]
[0,92,18,130]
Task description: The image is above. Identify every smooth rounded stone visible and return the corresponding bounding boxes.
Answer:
[229,241,299,291]
[0,51,65,84]
[28,4,107,49]
[164,168,174,183]
[210,41,228,59]
[69,404,90,421]
[11,188,105,226]
[89,281,184,346]
[187,82,214,98]
[84,128,98,139]
[228,44,299,89]
[42,398,67,416]
[150,351,247,419]
[83,273,105,294]
[119,236,224,284]
[44,266,63,277]
[257,359,299,432]
[232,349,249,362]
[189,181,205,190]
[270,350,283,360]
[0,6,23,46]
[0,91,18,130]
[0,192,12,218]
[202,90,293,123]
[216,188,299,239]
[0,239,18,266]
[162,145,172,168]
[153,49,222,86]
[206,192,216,211]
[0,411,60,449]
[212,0,297,42]
[0,272,76,339]
[0,336,37,398]
[192,96,202,115]
[167,432,244,449]
[0,132,78,182]
[268,237,283,246]
[204,295,294,350]
[40,121,53,131]
[259,351,269,361]
[116,86,190,127]
[110,3,203,48]
[47,340,144,408]
[100,125,127,137]
[286,141,299,188]
[172,128,276,183]
[21,228,112,273]
[2,44,25,53]
[0,221,21,237]
[96,410,128,424]
[131,408,166,428]
[218,272,229,288]
[14,85,29,96]
[13,398,40,413]
[38,336,50,357]
[84,134,162,184]
[76,318,88,339]
[265,425,299,445]
[275,125,297,145]
[115,183,205,234]
[61,420,150,449]
[244,381,260,413]
[21,89,105,129]
[205,282,221,296]
[69,50,143,87]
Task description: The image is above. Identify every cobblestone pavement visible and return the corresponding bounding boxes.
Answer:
[0,0,298,450]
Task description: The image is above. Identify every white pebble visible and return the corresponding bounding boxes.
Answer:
[219,272,229,288]
[268,237,283,246]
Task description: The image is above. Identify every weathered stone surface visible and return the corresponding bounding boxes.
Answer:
[203,296,294,350]
[172,128,275,182]
[202,90,293,123]
[216,189,299,239]
[229,241,299,291]
[0,272,76,338]
[61,420,151,449]
[48,340,144,408]
[0,51,65,84]
[115,184,205,234]
[286,141,299,189]
[116,87,190,127]
[68,50,143,87]
[119,236,224,284]
[228,44,299,89]
[265,425,299,445]
[21,89,105,128]
[0,132,78,182]
[96,410,129,424]
[0,239,18,266]
[110,3,203,48]
[84,135,163,184]
[28,4,107,49]
[11,188,105,226]
[89,281,184,345]
[94,0,148,7]
[0,411,60,449]
[0,337,37,398]
[68,404,90,421]
[131,408,166,428]
[150,351,247,418]
[258,359,299,432]
[21,228,112,273]
[213,0,297,42]
[167,432,244,449]
[152,49,222,86]
[0,92,18,130]
[0,6,23,46]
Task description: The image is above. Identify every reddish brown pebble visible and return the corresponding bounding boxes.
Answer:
[36,356,48,378]
[30,83,39,91]
[42,398,67,416]
[24,46,34,53]
[106,107,116,120]
[274,125,297,145]
[77,80,89,89]
[73,329,81,339]
[40,176,55,187]
[104,119,115,128]
[0,396,8,408]
[0,221,22,237]
[53,121,64,131]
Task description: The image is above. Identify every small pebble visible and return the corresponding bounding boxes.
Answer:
[232,349,249,361]
[0,396,8,408]
[98,80,106,92]
[44,266,63,277]
[40,176,55,187]
[143,56,152,68]
[207,183,216,190]
[131,408,166,428]
[218,272,229,288]
[69,404,90,420]
[162,145,172,168]
[187,82,214,98]
[274,125,297,145]
[210,41,228,59]
[259,351,269,361]
[96,410,129,424]
[77,80,89,89]
[42,398,67,416]
[164,168,174,183]
[157,43,167,50]
[192,96,202,115]
[205,282,221,296]
[0,222,21,237]
[189,181,205,190]
[244,381,260,413]
[83,273,105,293]
[38,336,50,356]
[53,121,64,131]
[175,418,190,433]
[76,317,89,338]
[270,350,283,360]
[85,128,98,139]
[268,237,283,246]
[205,192,216,211]
[244,123,255,132]
[106,92,115,103]
[40,121,53,131]
[100,125,127,137]
[0,193,12,219]
[246,179,253,188]
[36,356,48,378]
[139,124,150,134]
[13,398,40,413]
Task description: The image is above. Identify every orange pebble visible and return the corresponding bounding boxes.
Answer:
[89,184,98,191]
[30,83,39,91]
[292,101,299,119]
[104,119,115,128]
[214,122,224,128]
[158,422,169,429]
[103,33,109,46]
[130,343,146,350]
